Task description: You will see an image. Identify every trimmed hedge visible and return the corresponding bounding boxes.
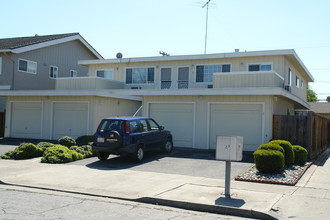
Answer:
[1,143,43,160]
[58,136,76,148]
[76,135,94,146]
[258,143,285,155]
[36,142,55,151]
[254,149,285,173]
[41,145,83,164]
[292,145,308,165]
[270,140,294,165]
[70,145,94,158]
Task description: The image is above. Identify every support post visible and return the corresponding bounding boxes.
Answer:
[225,160,231,197]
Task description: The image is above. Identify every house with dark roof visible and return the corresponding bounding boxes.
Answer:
[0,33,103,111]
[308,102,330,119]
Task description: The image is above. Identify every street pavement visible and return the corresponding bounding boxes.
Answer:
[0,142,329,220]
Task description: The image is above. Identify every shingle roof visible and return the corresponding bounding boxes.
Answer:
[0,33,79,50]
[308,102,330,114]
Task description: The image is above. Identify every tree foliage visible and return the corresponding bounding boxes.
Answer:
[307,85,317,102]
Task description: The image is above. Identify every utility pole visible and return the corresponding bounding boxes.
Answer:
[202,0,212,54]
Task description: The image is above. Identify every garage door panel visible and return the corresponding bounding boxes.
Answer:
[149,103,194,148]
[210,104,262,151]
[53,103,88,140]
[11,103,42,139]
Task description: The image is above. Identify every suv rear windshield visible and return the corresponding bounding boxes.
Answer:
[97,120,125,133]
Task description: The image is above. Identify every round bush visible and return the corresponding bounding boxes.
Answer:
[75,135,94,146]
[58,136,76,147]
[292,145,308,165]
[70,145,94,158]
[1,143,43,160]
[41,145,83,164]
[258,143,285,154]
[270,140,294,165]
[36,142,55,151]
[254,149,285,173]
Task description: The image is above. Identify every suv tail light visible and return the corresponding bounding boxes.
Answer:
[125,121,130,133]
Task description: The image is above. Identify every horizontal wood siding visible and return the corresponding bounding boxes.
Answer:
[56,77,124,89]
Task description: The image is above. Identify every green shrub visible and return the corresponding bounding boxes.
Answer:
[292,145,308,165]
[258,143,285,154]
[36,142,55,151]
[41,145,83,164]
[58,136,76,148]
[270,140,294,165]
[70,145,94,158]
[76,135,94,146]
[254,149,285,173]
[1,143,43,160]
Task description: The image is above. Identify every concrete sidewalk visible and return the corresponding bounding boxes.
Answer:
[0,148,329,220]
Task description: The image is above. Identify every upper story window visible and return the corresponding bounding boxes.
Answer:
[18,59,37,74]
[248,64,272,71]
[0,57,2,75]
[70,70,77,77]
[296,75,300,88]
[49,65,58,78]
[126,67,154,84]
[96,69,113,80]
[288,68,292,86]
[196,64,230,83]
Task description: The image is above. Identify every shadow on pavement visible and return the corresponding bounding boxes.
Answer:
[215,197,246,208]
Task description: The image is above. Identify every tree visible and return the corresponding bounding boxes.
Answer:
[307,85,317,102]
[327,96,330,102]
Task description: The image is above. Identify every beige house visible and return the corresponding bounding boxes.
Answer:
[1,49,314,151]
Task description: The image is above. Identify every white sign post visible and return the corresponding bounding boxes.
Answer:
[216,136,243,197]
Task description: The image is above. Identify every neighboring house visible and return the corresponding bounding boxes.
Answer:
[0,33,103,92]
[308,102,330,119]
[0,49,314,151]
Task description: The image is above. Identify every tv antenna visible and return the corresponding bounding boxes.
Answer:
[159,51,170,56]
[202,0,213,54]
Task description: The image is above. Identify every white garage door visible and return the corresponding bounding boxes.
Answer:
[149,103,194,148]
[209,104,263,151]
[52,103,88,140]
[11,102,42,139]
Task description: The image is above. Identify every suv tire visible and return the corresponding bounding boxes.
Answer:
[133,145,144,162]
[161,139,173,153]
[98,152,110,161]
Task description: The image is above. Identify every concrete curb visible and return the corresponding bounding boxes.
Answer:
[0,180,278,220]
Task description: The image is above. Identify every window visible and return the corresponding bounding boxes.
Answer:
[248,64,271,71]
[96,69,113,80]
[161,67,171,89]
[126,67,154,84]
[70,70,77,77]
[0,57,2,75]
[301,80,304,88]
[196,64,230,83]
[147,119,159,131]
[49,65,58,78]
[178,67,189,89]
[296,75,300,88]
[288,68,292,86]
[18,59,37,74]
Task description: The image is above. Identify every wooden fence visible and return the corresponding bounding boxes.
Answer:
[273,111,329,160]
[0,112,5,137]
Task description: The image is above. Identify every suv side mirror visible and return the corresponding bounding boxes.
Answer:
[159,125,164,130]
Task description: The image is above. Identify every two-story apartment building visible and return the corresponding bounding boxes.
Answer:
[0,49,314,151]
[0,33,103,112]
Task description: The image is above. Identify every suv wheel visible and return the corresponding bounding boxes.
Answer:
[133,145,144,162]
[98,152,110,161]
[161,139,173,153]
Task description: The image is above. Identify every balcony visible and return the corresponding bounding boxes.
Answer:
[56,77,125,90]
[213,71,285,89]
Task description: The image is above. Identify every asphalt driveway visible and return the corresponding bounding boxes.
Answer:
[0,138,254,180]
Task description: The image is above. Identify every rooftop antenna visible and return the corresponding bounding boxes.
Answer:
[159,51,170,56]
[202,0,212,54]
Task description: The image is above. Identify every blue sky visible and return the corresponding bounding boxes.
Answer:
[1,0,329,100]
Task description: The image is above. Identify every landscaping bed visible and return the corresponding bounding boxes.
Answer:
[235,162,312,186]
